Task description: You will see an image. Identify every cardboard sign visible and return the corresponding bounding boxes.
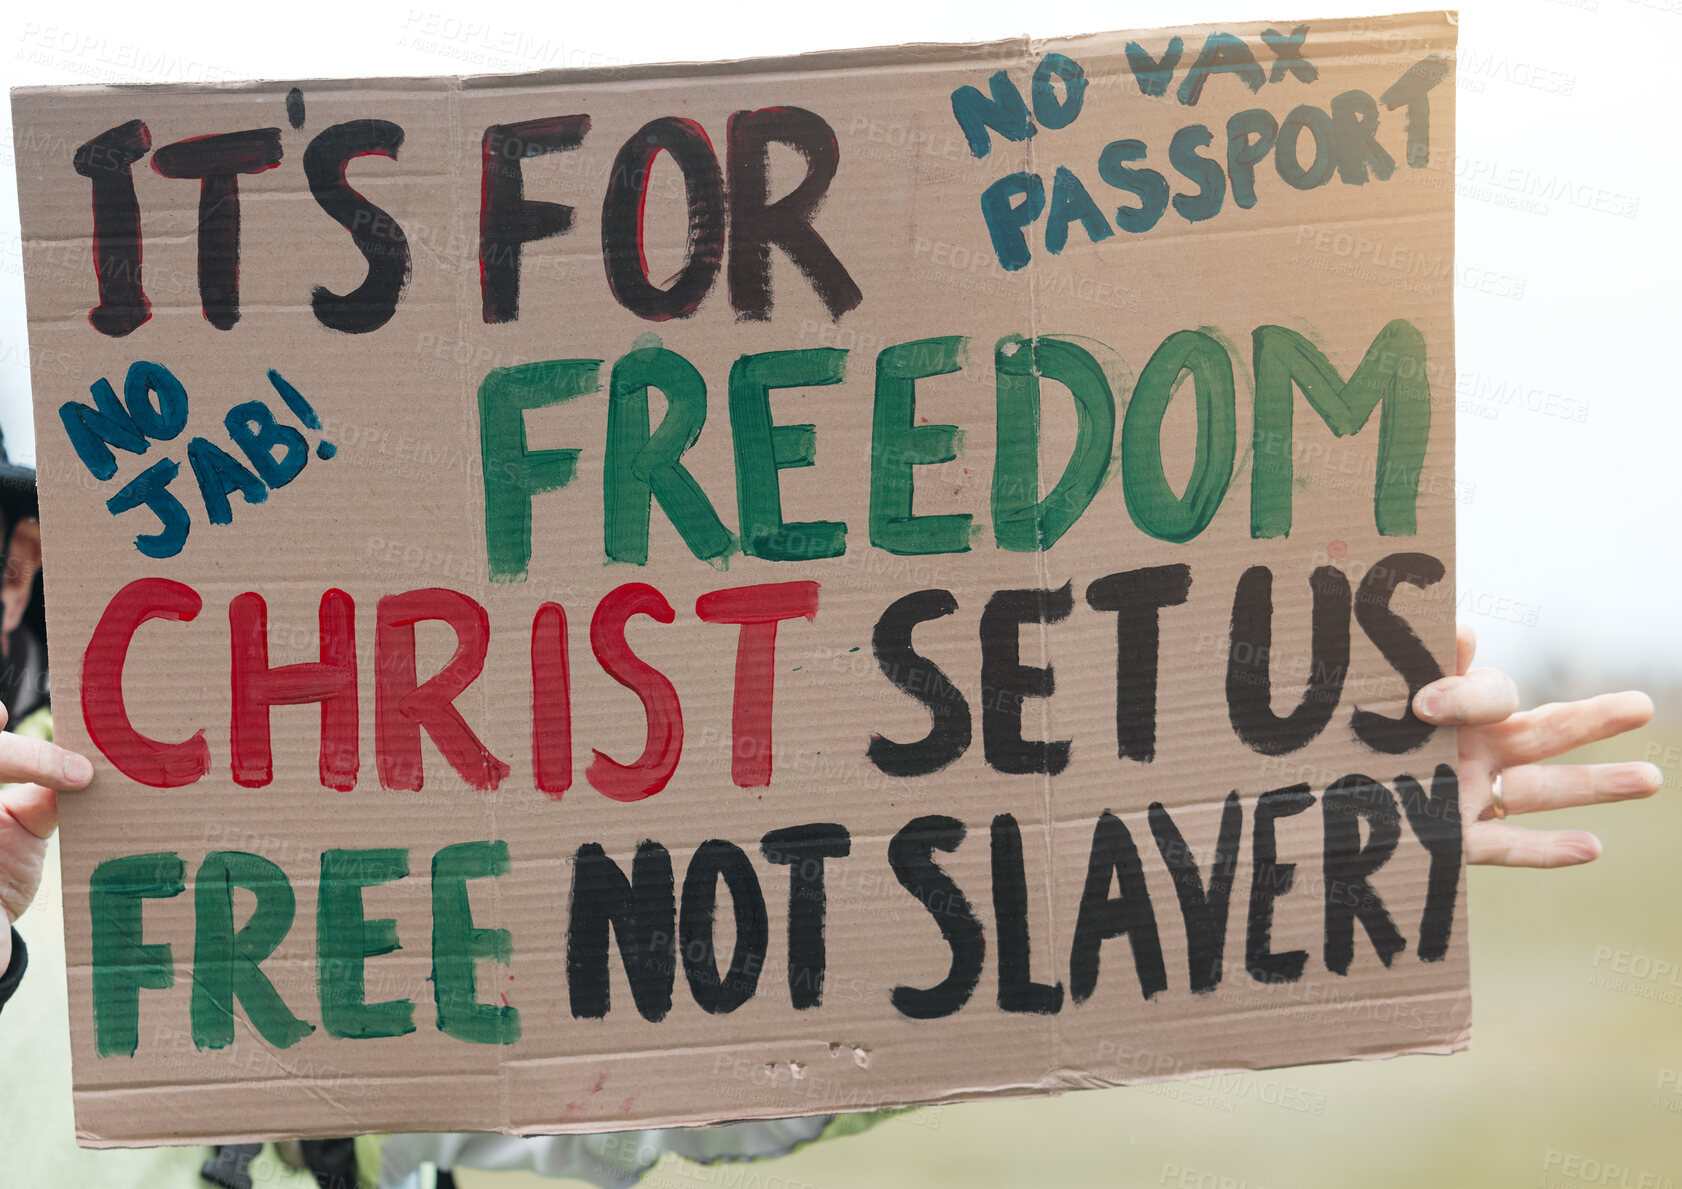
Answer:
[12,11,1463,1147]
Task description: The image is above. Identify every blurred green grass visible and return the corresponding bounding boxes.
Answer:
[466,718,1682,1189]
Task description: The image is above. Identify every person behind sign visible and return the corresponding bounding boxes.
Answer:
[0,444,84,1013]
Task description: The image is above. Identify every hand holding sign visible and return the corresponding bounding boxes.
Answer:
[0,707,95,974]
[1414,626,1661,868]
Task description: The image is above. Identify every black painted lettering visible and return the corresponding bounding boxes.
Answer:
[151,128,284,330]
[303,120,410,334]
[74,121,153,338]
[1086,565,1192,762]
[479,115,590,324]
[1396,764,1460,962]
[981,583,1073,775]
[1352,552,1445,754]
[566,840,675,1021]
[1070,810,1166,1002]
[1227,565,1350,755]
[1148,791,1242,993]
[888,815,983,1019]
[680,839,767,1014]
[1246,784,1314,983]
[726,107,861,321]
[760,824,851,1009]
[868,590,971,777]
[990,814,1063,1014]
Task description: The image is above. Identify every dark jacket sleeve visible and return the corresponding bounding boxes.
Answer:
[0,928,26,1015]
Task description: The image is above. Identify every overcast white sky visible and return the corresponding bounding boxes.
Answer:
[2,0,1676,689]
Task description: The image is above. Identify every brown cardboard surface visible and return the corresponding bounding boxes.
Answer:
[12,11,1463,1147]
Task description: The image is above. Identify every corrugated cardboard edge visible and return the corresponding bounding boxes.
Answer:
[73,994,1472,1147]
[11,10,1457,98]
